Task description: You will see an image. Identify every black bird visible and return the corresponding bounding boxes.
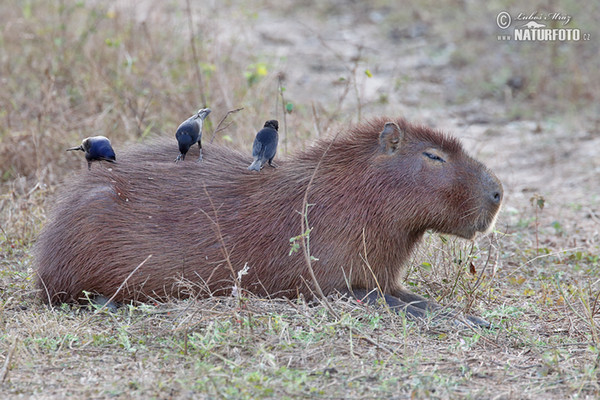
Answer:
[67,136,116,170]
[175,108,211,162]
[248,120,279,171]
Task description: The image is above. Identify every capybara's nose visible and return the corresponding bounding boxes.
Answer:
[491,190,502,204]
[484,172,503,205]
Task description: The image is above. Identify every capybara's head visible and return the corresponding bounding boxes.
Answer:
[369,120,502,240]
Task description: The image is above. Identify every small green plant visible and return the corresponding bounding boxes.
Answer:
[530,194,546,254]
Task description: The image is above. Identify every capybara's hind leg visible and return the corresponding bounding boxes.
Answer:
[92,295,120,313]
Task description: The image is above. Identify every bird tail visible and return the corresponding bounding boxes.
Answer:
[247,160,262,171]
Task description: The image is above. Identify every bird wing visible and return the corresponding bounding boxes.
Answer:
[176,120,200,142]
[263,134,278,160]
[252,137,264,159]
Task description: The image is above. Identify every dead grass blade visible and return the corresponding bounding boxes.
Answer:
[0,338,18,384]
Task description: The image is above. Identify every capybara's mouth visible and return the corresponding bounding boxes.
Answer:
[475,206,502,236]
[455,205,501,240]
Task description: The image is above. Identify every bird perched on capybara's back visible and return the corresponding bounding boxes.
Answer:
[248,119,279,171]
[35,117,502,324]
[67,136,116,170]
[175,108,211,162]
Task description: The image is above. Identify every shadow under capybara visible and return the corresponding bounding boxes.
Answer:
[35,117,503,324]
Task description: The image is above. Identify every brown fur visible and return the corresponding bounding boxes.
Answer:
[35,117,502,305]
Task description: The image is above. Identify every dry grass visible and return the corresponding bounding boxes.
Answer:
[1,0,600,398]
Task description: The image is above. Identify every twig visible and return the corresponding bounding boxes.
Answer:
[350,47,364,122]
[73,255,152,334]
[199,184,240,293]
[555,278,594,338]
[468,234,500,310]
[458,316,502,349]
[95,255,152,315]
[359,228,384,296]
[209,107,244,143]
[504,247,584,279]
[277,74,289,155]
[184,0,207,106]
[0,338,18,384]
[0,223,11,248]
[299,130,343,320]
[345,325,396,355]
[311,101,322,137]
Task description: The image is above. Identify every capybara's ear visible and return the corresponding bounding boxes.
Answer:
[379,122,404,154]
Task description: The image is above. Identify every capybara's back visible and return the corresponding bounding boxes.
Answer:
[35,117,502,305]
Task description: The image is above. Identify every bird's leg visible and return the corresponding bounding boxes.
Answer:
[175,153,183,163]
[268,160,278,168]
[196,141,203,162]
[87,161,92,170]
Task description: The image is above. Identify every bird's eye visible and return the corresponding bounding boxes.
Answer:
[423,152,446,163]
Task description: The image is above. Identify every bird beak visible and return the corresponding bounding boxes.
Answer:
[66,145,83,152]
[196,108,211,119]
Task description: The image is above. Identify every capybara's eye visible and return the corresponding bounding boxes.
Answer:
[423,152,446,163]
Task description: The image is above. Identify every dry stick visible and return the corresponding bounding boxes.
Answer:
[136,93,154,136]
[458,316,502,349]
[297,135,398,354]
[581,292,600,345]
[312,30,366,123]
[351,328,395,355]
[0,223,11,248]
[96,255,152,314]
[591,290,600,320]
[209,107,244,144]
[311,101,322,137]
[74,256,154,351]
[299,132,342,320]
[277,74,289,155]
[350,47,364,122]
[73,255,152,333]
[359,228,385,297]
[557,280,600,344]
[185,0,207,106]
[285,296,395,355]
[468,235,500,312]
[199,184,240,294]
[504,247,584,279]
[0,338,17,384]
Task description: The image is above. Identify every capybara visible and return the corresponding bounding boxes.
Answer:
[35,117,503,324]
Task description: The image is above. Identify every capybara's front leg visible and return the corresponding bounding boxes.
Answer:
[349,288,490,328]
[391,287,491,328]
[348,288,431,320]
[389,288,436,311]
